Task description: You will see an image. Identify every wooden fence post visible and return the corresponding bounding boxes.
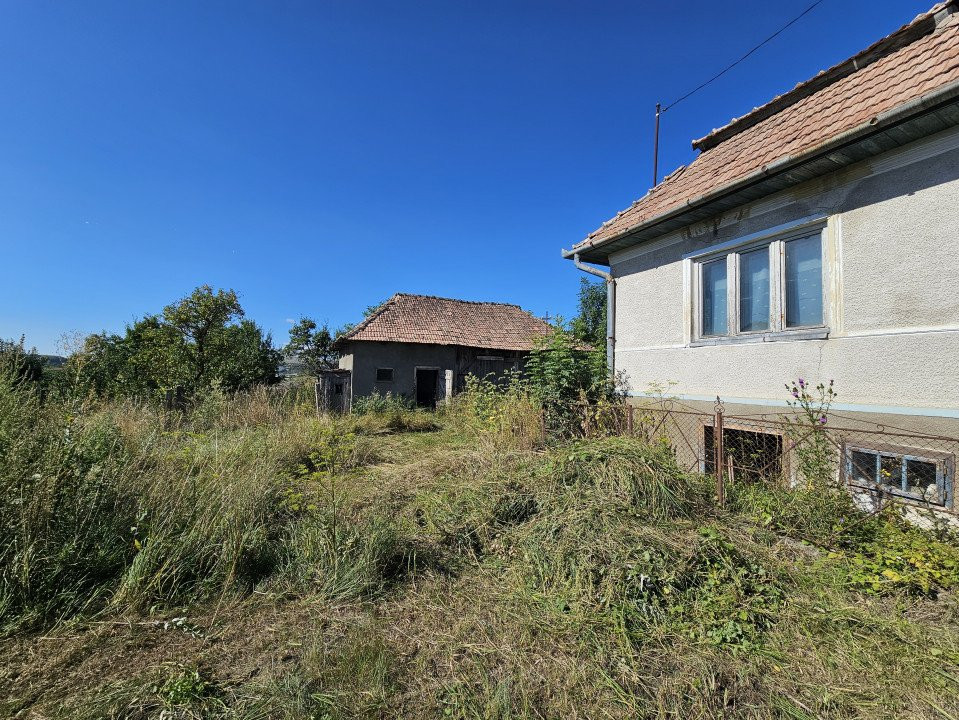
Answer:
[714,397,725,508]
[626,405,634,436]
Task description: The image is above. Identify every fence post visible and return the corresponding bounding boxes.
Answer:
[540,409,547,448]
[626,405,634,437]
[714,396,725,508]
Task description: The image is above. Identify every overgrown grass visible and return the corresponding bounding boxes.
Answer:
[4,375,959,718]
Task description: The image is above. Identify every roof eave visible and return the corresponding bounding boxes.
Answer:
[564,78,959,265]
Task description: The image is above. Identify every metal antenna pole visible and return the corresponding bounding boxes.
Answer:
[653,102,661,187]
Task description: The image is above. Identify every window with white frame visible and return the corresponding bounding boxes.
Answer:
[694,225,826,341]
[844,443,954,507]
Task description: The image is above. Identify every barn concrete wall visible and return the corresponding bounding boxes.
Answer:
[339,341,457,404]
[608,126,959,434]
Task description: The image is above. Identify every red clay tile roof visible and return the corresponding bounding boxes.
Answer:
[337,293,552,351]
[578,2,959,250]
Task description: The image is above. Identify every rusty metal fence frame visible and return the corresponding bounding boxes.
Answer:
[566,398,959,517]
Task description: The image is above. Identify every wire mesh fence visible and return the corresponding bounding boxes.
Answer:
[564,398,959,517]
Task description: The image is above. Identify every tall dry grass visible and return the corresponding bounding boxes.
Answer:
[0,373,402,632]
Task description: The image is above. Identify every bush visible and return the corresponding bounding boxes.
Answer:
[525,325,608,438]
[732,482,959,596]
[352,390,414,415]
[443,374,543,450]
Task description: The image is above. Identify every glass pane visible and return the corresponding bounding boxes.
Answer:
[879,455,902,491]
[851,451,877,483]
[739,248,770,331]
[785,235,823,327]
[905,458,939,502]
[701,260,727,336]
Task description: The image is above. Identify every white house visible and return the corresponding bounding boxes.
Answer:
[565,2,959,509]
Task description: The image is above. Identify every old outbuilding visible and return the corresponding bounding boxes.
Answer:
[333,293,551,409]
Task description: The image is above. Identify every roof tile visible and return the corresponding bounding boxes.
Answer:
[578,2,959,249]
[338,294,552,352]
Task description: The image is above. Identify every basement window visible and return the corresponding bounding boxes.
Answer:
[704,426,784,482]
[376,368,394,383]
[691,223,826,343]
[845,444,953,507]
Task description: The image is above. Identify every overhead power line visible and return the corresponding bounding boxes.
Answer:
[652,0,827,186]
[662,0,826,112]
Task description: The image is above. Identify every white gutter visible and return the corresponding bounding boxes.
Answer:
[572,253,615,379]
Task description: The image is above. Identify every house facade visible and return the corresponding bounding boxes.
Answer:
[334,293,551,408]
[565,3,959,509]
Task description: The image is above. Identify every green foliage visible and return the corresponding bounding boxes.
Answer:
[525,323,609,437]
[0,337,46,386]
[163,285,243,384]
[543,437,708,522]
[69,285,280,399]
[832,512,959,596]
[352,390,414,415]
[444,373,543,449]
[570,277,607,349]
[155,663,220,712]
[284,317,341,375]
[783,378,837,483]
[670,527,784,651]
[7,383,959,719]
[734,482,959,597]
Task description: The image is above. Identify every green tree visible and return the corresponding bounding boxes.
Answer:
[570,277,607,348]
[0,337,46,386]
[525,322,608,436]
[284,317,339,375]
[207,320,281,390]
[69,286,280,399]
[162,286,243,386]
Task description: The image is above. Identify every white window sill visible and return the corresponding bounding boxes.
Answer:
[690,328,829,347]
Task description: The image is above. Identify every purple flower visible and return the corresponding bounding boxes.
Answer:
[792,391,799,398]
[819,415,827,425]
[798,378,805,388]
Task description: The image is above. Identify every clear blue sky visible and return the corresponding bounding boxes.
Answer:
[0,0,930,354]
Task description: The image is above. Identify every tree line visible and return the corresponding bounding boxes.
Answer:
[3,280,608,402]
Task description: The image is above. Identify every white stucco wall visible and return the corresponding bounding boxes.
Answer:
[610,126,959,421]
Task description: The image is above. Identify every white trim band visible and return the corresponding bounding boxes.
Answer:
[628,392,959,419]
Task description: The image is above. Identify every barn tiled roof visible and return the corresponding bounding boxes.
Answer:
[577,1,959,251]
[337,293,552,351]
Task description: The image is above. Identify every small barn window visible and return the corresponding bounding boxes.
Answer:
[845,444,952,506]
[334,383,343,395]
[376,368,394,382]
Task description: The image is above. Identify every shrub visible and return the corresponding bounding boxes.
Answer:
[444,374,542,449]
[525,324,608,438]
[732,481,959,596]
[352,390,414,415]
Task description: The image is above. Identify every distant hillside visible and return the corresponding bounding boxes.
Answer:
[40,355,67,367]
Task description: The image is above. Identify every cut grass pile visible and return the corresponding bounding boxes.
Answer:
[2,376,959,718]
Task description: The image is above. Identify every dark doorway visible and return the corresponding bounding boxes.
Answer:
[415,368,438,409]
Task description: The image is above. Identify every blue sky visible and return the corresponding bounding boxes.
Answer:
[0,0,931,354]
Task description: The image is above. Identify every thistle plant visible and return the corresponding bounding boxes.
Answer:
[783,378,837,485]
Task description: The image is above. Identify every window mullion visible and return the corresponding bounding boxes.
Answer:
[731,254,738,336]
[771,241,784,332]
